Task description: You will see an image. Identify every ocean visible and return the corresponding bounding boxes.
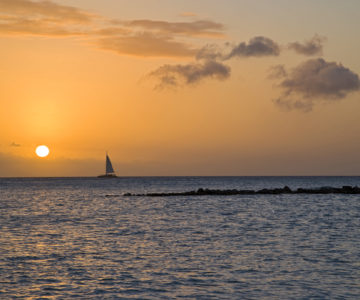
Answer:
[0,176,359,299]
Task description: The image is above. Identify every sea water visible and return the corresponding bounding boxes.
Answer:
[0,177,359,299]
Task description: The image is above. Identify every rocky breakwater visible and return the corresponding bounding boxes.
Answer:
[123,185,360,197]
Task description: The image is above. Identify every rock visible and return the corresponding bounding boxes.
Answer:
[283,186,292,193]
[123,185,360,197]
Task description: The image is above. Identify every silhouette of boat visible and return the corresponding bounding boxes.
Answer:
[98,153,117,178]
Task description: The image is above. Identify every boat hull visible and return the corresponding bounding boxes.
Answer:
[97,174,117,178]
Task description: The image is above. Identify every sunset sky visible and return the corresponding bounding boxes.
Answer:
[1,0,360,176]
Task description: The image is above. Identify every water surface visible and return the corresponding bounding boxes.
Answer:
[0,177,359,299]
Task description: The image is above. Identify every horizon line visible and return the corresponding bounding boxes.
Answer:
[1,175,360,179]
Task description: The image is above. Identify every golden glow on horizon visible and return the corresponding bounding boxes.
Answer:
[36,145,50,158]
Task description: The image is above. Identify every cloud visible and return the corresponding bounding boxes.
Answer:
[288,35,326,56]
[271,58,360,111]
[0,0,93,23]
[0,0,94,36]
[149,35,283,89]
[120,19,225,38]
[149,59,231,89]
[10,142,21,147]
[95,18,227,57]
[98,32,197,57]
[0,16,86,36]
[195,43,226,61]
[0,0,224,57]
[96,18,226,57]
[267,64,287,79]
[197,35,325,62]
[0,0,221,56]
[196,36,281,61]
[1,0,287,62]
[94,27,131,36]
[225,36,280,59]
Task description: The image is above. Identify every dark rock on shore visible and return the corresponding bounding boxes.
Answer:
[123,185,360,197]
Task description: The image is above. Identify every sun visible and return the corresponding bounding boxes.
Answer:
[35,145,50,158]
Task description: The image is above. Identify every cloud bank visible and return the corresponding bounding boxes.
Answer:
[0,0,224,58]
[272,58,360,111]
[1,0,327,63]
[151,36,281,88]
[4,0,355,113]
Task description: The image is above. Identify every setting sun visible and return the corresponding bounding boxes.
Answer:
[35,145,50,158]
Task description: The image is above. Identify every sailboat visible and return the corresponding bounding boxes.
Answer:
[98,153,117,178]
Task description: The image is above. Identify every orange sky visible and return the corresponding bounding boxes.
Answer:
[1,0,360,176]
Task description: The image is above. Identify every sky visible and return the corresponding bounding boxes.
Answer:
[1,0,360,176]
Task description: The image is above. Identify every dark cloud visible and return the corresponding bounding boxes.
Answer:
[195,43,226,61]
[288,35,326,56]
[98,32,197,57]
[225,36,280,59]
[120,19,225,38]
[196,36,280,61]
[273,97,314,112]
[149,35,283,89]
[149,59,231,89]
[272,58,360,111]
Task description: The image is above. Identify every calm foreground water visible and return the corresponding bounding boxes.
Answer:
[0,177,359,299]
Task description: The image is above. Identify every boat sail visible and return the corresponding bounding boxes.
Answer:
[98,153,117,178]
